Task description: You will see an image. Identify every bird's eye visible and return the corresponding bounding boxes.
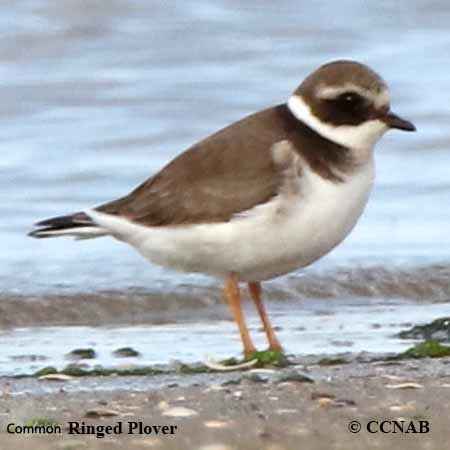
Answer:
[338,92,360,104]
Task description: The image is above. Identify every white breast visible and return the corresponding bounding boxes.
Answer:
[87,158,375,282]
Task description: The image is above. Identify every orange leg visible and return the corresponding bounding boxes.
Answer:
[248,281,282,352]
[224,273,256,356]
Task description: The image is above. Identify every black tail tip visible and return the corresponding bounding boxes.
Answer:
[28,212,93,238]
[28,229,39,238]
[28,228,51,238]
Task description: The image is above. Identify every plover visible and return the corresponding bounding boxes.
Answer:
[30,60,415,356]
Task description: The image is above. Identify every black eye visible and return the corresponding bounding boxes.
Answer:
[338,92,361,104]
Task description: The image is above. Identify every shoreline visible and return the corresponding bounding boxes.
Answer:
[2,263,449,328]
[1,354,450,449]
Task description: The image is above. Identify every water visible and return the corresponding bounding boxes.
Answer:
[1,1,450,374]
[2,299,450,377]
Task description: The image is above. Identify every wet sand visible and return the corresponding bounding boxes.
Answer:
[1,355,450,450]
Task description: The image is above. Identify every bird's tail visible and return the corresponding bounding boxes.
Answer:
[28,211,107,240]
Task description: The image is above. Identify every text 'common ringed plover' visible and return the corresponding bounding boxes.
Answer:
[30,60,416,357]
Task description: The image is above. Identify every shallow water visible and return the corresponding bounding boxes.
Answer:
[1,1,450,371]
[2,298,450,377]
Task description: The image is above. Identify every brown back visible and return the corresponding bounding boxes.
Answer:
[97,105,355,226]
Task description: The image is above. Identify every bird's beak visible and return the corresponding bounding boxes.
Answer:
[383,111,416,132]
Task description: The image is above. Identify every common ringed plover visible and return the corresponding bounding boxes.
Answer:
[30,60,416,356]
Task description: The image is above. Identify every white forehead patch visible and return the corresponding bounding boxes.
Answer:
[316,83,390,110]
[288,95,388,151]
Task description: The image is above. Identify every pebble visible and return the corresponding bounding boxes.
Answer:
[317,397,356,408]
[290,425,310,435]
[277,382,296,389]
[276,408,298,415]
[204,420,230,429]
[204,358,257,371]
[84,408,120,418]
[205,384,228,392]
[232,391,243,400]
[381,374,404,381]
[385,382,424,390]
[389,402,416,412]
[277,371,314,384]
[196,445,233,450]
[67,348,96,360]
[57,440,88,448]
[317,398,334,407]
[113,347,141,358]
[311,392,335,400]
[38,374,73,381]
[220,378,241,386]
[131,438,162,447]
[249,369,277,375]
[157,400,169,410]
[122,405,141,411]
[162,407,198,418]
[258,428,272,439]
[244,373,269,383]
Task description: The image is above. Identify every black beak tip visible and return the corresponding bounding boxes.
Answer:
[403,121,417,132]
[385,112,416,132]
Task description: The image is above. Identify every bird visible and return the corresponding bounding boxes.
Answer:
[29,60,416,357]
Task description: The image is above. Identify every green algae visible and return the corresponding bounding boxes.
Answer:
[175,363,210,374]
[317,357,350,366]
[399,340,450,359]
[245,350,290,368]
[25,417,60,427]
[26,364,165,378]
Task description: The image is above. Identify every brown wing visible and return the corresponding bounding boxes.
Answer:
[96,105,292,226]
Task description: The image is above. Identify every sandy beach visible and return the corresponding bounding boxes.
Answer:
[1,353,450,450]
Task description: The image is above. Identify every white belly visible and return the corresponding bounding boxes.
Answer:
[87,159,374,282]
